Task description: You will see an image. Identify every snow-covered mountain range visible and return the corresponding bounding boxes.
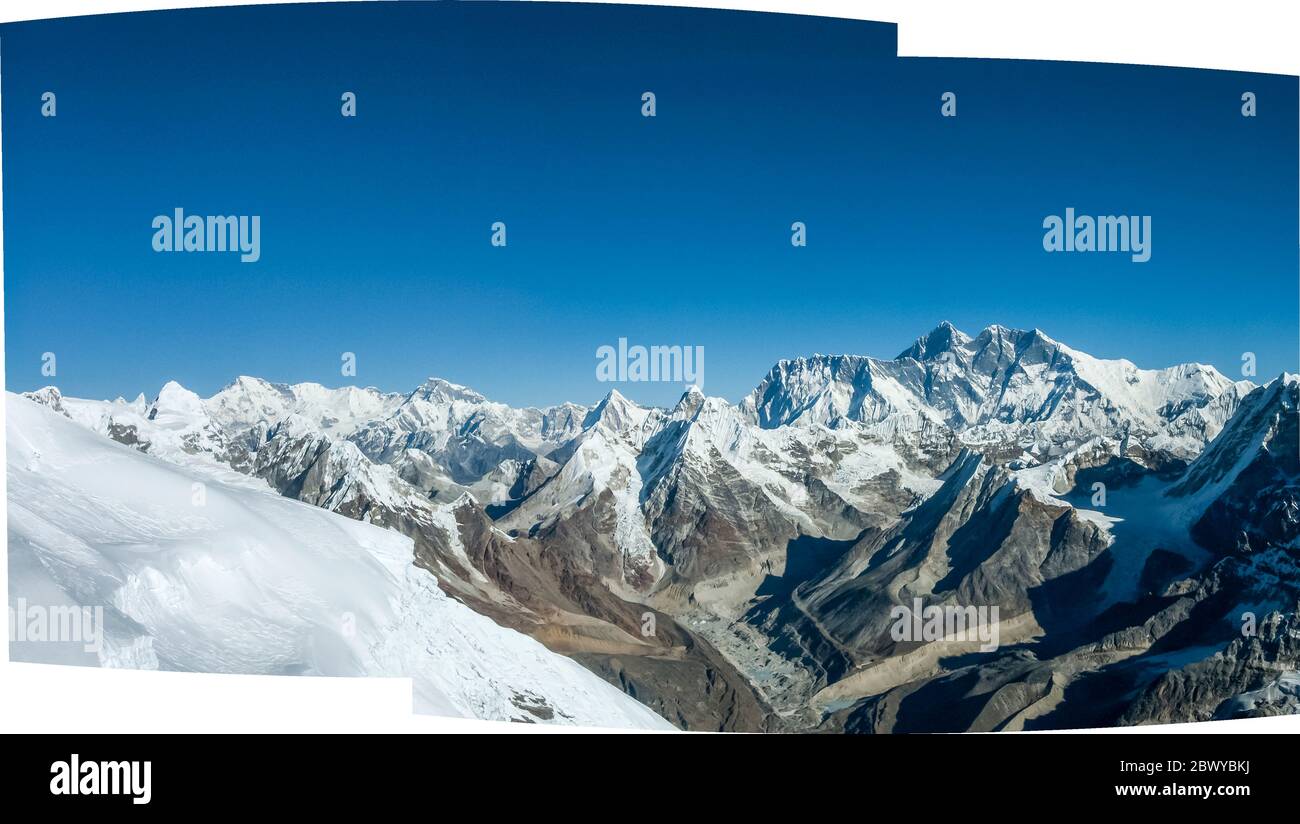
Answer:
[7,394,670,729]
[11,322,1298,730]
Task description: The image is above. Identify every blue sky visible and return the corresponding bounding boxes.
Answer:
[3,3,1296,409]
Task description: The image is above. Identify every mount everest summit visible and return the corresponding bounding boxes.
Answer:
[9,322,1298,731]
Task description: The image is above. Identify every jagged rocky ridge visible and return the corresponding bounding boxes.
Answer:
[18,323,1299,731]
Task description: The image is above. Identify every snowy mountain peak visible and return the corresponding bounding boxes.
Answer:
[897,320,973,361]
[408,377,486,405]
[22,386,66,414]
[154,379,197,401]
[583,388,654,436]
[744,323,1248,463]
[207,376,294,424]
[584,389,618,422]
[231,374,272,389]
[149,381,207,421]
[446,490,478,511]
[671,384,708,419]
[207,376,405,439]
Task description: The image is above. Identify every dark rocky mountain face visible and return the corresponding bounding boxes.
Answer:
[26,325,1299,732]
[1172,379,1299,556]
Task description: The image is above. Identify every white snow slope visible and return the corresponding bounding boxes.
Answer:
[6,393,671,730]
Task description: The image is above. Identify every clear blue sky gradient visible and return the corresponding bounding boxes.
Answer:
[3,3,1296,409]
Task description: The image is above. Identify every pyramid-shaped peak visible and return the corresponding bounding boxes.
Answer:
[897,321,972,361]
[673,384,707,412]
[154,380,202,406]
[583,387,648,431]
